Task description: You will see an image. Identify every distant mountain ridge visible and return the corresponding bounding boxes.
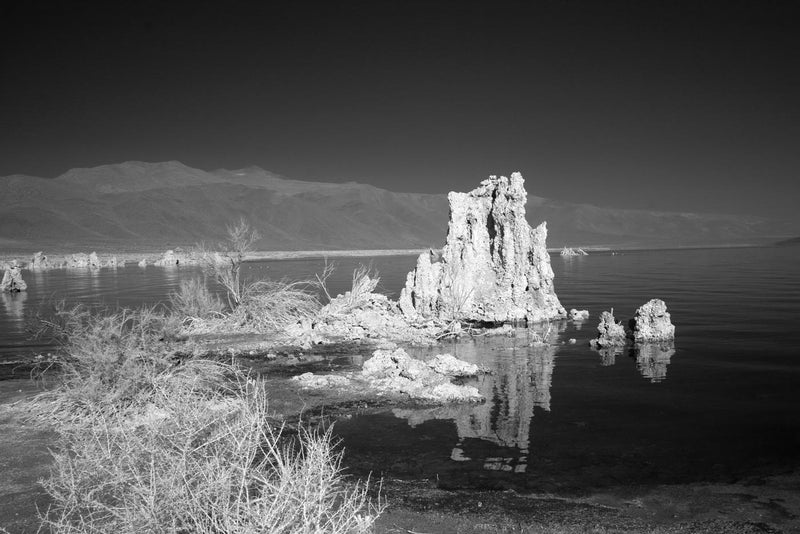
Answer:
[0,161,795,252]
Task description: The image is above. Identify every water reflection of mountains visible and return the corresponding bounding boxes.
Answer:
[393,323,676,475]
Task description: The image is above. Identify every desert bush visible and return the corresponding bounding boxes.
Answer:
[40,366,382,534]
[441,263,473,322]
[170,277,226,319]
[35,305,382,533]
[32,303,185,416]
[348,264,380,304]
[197,218,260,308]
[232,278,321,331]
[323,264,381,315]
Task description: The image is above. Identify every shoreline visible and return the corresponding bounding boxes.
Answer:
[0,242,780,267]
[2,372,798,534]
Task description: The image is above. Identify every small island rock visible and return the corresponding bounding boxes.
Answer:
[1,261,27,292]
[629,298,675,342]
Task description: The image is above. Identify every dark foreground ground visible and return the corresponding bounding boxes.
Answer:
[2,377,798,534]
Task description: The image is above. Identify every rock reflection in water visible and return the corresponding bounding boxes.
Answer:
[595,346,623,366]
[591,339,676,381]
[0,291,27,321]
[631,342,676,383]
[394,322,564,474]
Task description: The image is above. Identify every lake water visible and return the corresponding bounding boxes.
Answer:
[2,247,799,492]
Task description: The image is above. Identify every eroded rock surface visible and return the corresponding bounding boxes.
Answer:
[0,261,27,292]
[293,348,482,403]
[629,299,675,342]
[399,173,566,324]
[288,293,440,348]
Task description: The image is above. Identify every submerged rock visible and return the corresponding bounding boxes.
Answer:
[399,173,566,324]
[629,299,675,342]
[590,310,627,348]
[0,261,27,292]
[104,256,119,268]
[292,348,482,403]
[138,258,148,268]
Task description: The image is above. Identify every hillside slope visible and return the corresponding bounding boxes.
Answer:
[1,161,795,252]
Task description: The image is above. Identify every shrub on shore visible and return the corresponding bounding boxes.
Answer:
[35,306,382,533]
[170,277,226,321]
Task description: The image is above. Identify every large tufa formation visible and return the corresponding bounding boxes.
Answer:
[629,299,675,342]
[1,260,27,292]
[399,173,566,324]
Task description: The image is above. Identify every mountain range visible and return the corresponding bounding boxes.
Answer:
[1,161,795,253]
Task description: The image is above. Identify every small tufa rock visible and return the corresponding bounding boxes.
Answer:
[590,310,627,348]
[569,308,590,321]
[30,251,51,269]
[629,299,675,342]
[66,253,90,268]
[560,247,588,256]
[1,260,27,292]
[154,250,179,266]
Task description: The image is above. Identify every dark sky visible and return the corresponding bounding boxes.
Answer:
[2,0,798,221]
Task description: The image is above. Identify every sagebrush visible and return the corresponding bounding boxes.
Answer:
[34,306,382,533]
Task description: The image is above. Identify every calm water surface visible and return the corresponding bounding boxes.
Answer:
[2,247,799,491]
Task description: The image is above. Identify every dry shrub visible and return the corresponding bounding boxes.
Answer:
[325,265,380,314]
[233,278,321,331]
[196,218,260,308]
[40,370,381,534]
[183,278,322,335]
[349,265,380,304]
[441,263,473,322]
[32,303,184,416]
[35,306,383,533]
[170,277,226,320]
